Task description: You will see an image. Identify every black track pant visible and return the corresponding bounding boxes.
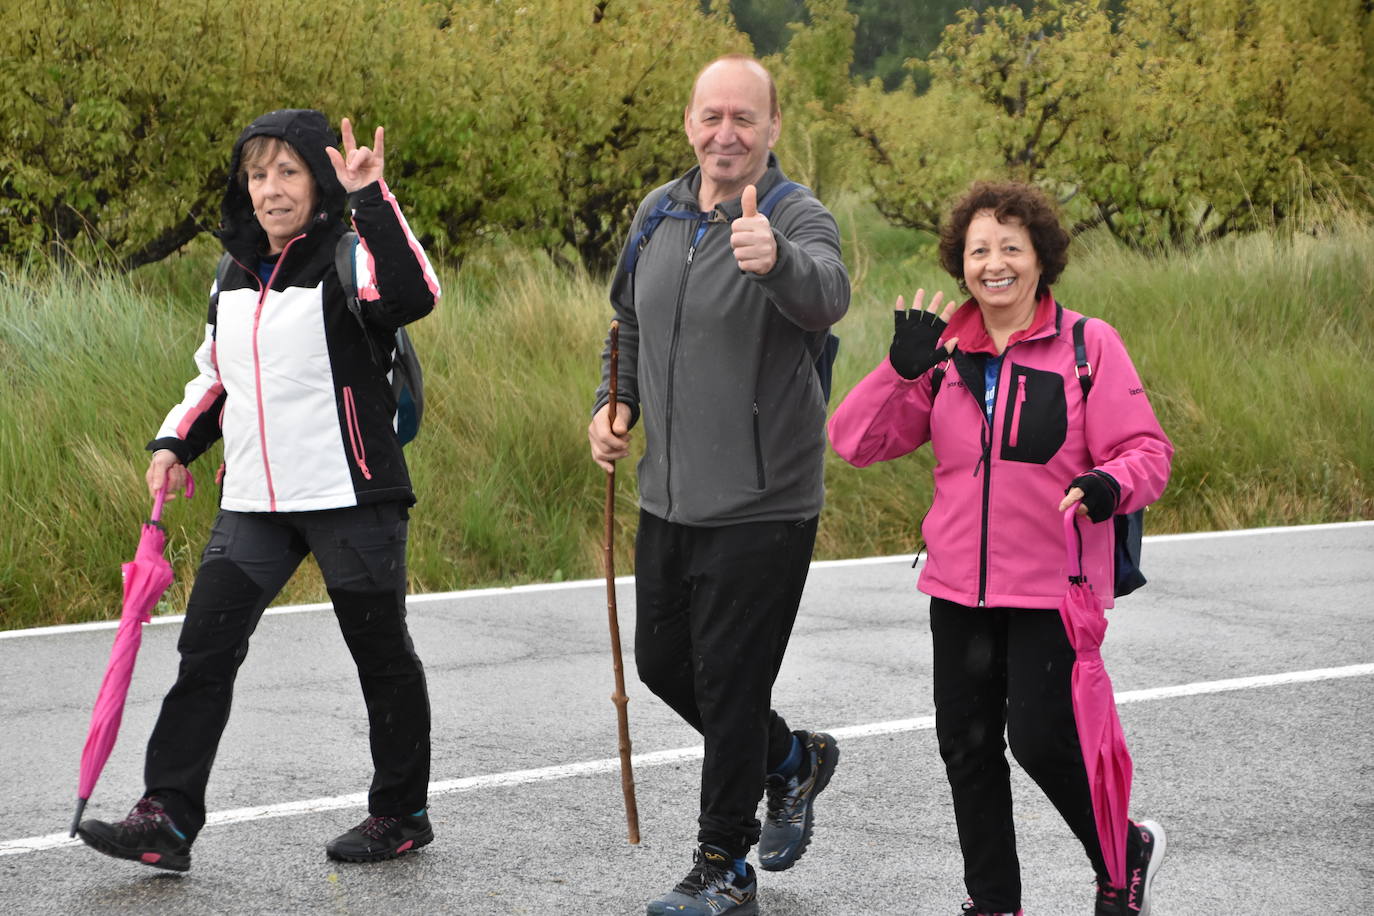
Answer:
[930,597,1128,912]
[634,510,819,858]
[143,503,430,843]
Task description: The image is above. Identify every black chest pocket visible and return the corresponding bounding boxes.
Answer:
[1000,363,1067,464]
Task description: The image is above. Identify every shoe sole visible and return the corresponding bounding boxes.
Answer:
[76,826,190,872]
[325,827,434,863]
[758,732,840,872]
[647,899,759,916]
[1136,819,1167,916]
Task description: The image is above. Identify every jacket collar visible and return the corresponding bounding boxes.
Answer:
[944,289,1060,355]
[667,153,787,217]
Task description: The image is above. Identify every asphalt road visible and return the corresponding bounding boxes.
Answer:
[1,522,1371,914]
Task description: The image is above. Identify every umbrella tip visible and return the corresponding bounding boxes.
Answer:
[69,798,88,838]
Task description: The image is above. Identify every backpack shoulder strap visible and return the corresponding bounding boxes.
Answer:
[755,180,806,218]
[1071,315,1093,399]
[621,190,698,275]
[335,231,361,319]
[214,252,234,297]
[336,231,388,368]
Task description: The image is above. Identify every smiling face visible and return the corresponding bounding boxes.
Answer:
[684,58,780,207]
[243,139,318,254]
[962,209,1043,321]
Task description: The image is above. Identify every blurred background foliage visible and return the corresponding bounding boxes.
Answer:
[3,0,1370,271]
[3,0,1372,626]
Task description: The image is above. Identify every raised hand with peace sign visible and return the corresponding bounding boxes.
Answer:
[730,184,778,275]
[325,117,385,193]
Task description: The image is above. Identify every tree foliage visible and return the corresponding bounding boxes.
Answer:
[3,0,1370,270]
[1,0,739,272]
[844,0,1374,247]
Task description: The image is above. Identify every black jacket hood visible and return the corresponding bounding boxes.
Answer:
[219,109,345,260]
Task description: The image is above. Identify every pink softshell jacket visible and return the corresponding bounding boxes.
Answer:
[828,292,1173,610]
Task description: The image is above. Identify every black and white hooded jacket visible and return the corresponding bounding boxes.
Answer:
[149,109,440,512]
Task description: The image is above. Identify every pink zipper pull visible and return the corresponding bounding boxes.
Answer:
[1008,375,1028,447]
[343,387,373,480]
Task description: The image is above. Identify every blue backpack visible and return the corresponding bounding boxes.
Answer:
[620,180,840,403]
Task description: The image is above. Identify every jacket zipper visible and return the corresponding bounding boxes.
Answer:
[342,386,373,479]
[962,350,1012,607]
[662,212,714,518]
[250,237,302,512]
[1008,374,1027,448]
[752,402,766,489]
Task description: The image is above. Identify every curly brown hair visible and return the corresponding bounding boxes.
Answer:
[937,181,1070,296]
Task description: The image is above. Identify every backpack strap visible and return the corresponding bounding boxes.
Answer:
[620,192,700,275]
[756,180,805,217]
[335,230,360,306]
[620,180,810,276]
[336,231,388,369]
[1071,315,1093,398]
[214,252,234,298]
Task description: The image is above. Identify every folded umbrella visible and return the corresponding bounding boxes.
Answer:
[69,475,192,836]
[1059,508,1133,889]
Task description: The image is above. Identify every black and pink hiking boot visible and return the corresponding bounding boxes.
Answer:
[77,797,191,872]
[1096,819,1167,915]
[325,810,433,863]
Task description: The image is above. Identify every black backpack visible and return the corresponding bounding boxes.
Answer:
[214,233,424,445]
[1068,316,1146,597]
[620,180,840,403]
[929,315,1146,597]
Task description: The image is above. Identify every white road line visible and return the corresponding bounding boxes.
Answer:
[7,661,1371,858]
[5,520,1370,641]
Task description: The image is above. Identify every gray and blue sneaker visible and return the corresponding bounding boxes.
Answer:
[647,844,759,916]
[77,797,191,872]
[757,730,839,872]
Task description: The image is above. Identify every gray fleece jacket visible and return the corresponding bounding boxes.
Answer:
[596,157,851,526]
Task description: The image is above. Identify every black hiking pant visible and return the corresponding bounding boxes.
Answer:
[143,503,430,842]
[931,597,1138,912]
[634,509,819,858]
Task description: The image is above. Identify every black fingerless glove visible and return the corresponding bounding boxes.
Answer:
[888,308,950,380]
[1067,470,1121,523]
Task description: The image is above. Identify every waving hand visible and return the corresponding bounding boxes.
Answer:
[326,117,385,193]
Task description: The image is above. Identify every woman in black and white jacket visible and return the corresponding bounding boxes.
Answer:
[76,109,440,871]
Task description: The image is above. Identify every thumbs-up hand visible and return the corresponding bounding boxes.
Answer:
[731,184,777,275]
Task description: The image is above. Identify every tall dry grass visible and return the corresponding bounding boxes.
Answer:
[2,204,1370,628]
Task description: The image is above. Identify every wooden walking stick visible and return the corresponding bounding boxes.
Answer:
[604,319,641,844]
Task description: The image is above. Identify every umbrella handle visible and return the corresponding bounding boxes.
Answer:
[150,470,195,524]
[1063,508,1084,580]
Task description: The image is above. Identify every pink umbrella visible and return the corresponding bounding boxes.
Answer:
[1059,508,1133,889]
[69,475,192,836]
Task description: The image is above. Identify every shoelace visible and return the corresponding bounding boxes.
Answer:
[121,798,168,831]
[674,851,732,895]
[355,816,400,840]
[764,772,808,825]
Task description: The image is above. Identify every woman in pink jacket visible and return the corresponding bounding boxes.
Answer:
[828,181,1172,916]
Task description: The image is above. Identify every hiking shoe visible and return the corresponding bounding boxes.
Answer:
[757,730,839,871]
[646,844,758,916]
[960,901,1023,915]
[325,810,433,863]
[1095,819,1167,915]
[76,797,191,872]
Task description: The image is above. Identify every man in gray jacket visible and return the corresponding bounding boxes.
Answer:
[589,54,850,916]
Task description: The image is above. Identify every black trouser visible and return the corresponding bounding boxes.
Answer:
[930,597,1122,912]
[634,510,819,859]
[143,503,430,843]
